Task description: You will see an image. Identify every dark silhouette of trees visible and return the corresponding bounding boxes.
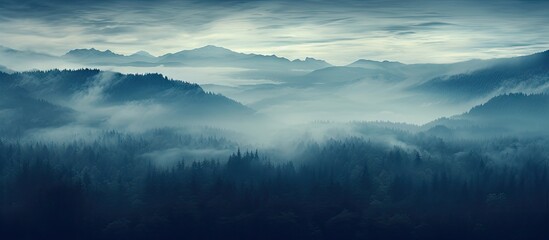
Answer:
[0,131,548,239]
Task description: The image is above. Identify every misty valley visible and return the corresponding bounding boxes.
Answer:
[1,46,549,240]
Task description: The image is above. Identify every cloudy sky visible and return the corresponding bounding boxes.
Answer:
[0,0,548,64]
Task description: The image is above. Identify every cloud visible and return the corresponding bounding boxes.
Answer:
[414,21,455,27]
[396,31,416,35]
[0,0,548,64]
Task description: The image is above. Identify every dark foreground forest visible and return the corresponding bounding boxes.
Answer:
[2,0,549,237]
[1,129,548,240]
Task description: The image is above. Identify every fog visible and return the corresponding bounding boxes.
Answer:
[1,45,518,127]
[1,45,549,239]
[2,0,549,237]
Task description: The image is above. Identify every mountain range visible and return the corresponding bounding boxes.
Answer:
[424,93,549,137]
[2,45,548,94]
[414,50,549,99]
[62,45,331,70]
[0,69,253,137]
[1,45,548,134]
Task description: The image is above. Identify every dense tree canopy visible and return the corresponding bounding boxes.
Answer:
[1,129,547,240]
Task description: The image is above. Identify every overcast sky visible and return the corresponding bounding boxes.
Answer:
[0,0,548,64]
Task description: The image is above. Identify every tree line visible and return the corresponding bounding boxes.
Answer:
[0,131,548,239]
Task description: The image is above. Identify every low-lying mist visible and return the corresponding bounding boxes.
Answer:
[2,47,549,239]
[6,46,539,126]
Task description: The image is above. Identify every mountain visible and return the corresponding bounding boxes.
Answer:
[292,57,330,69]
[292,66,406,87]
[0,71,75,136]
[423,93,549,137]
[0,69,253,136]
[131,50,155,58]
[158,45,331,70]
[414,50,549,99]
[63,48,157,66]
[65,48,123,59]
[346,57,512,87]
[60,45,331,70]
[347,59,406,69]
[292,57,499,91]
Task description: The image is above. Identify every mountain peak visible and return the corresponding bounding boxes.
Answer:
[65,48,123,58]
[131,50,155,58]
[290,57,331,68]
[292,57,325,62]
[353,59,402,64]
[191,45,234,54]
[162,45,239,60]
[200,45,227,50]
[348,59,404,68]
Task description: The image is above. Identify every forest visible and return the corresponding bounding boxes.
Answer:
[1,128,548,240]
[0,65,548,240]
[2,0,549,238]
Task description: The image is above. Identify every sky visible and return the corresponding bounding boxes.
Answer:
[0,0,548,65]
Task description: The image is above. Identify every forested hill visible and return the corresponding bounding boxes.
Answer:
[0,69,253,136]
[423,93,549,137]
[1,130,548,239]
[464,93,548,118]
[414,50,549,99]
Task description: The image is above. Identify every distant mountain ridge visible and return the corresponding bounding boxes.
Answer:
[62,45,331,70]
[0,69,254,136]
[2,44,547,77]
[414,50,549,99]
[65,48,123,58]
[3,45,549,110]
[64,48,157,66]
[0,71,75,136]
[347,59,406,69]
[424,93,549,137]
